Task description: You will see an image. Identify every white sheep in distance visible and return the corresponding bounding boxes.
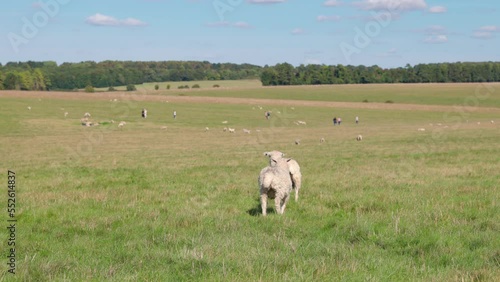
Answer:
[320,137,325,144]
[264,151,302,202]
[259,157,293,216]
[356,135,363,141]
[243,129,251,134]
[228,128,235,133]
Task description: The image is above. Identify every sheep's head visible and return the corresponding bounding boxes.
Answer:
[264,151,285,167]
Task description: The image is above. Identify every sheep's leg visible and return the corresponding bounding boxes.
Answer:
[260,193,268,216]
[293,175,301,202]
[275,196,282,214]
[280,194,290,214]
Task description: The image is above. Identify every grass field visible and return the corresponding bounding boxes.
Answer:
[1,82,499,281]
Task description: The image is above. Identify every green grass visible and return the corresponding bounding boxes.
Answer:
[93,79,262,92]
[152,82,500,108]
[1,84,499,281]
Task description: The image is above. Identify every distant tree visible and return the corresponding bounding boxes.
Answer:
[166,84,171,90]
[126,84,136,91]
[108,86,116,91]
[155,84,159,90]
[178,85,185,89]
[213,84,220,88]
[85,85,95,93]
[192,84,200,88]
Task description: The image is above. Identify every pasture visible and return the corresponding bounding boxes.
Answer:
[1,83,499,281]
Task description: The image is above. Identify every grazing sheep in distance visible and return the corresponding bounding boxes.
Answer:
[259,156,293,216]
[320,137,325,144]
[228,128,235,133]
[243,129,251,134]
[491,120,495,124]
[27,106,31,110]
[264,151,302,202]
[84,112,91,118]
[356,135,363,141]
[160,126,168,130]
[297,120,307,125]
[118,121,126,128]
[295,139,300,145]
[64,112,69,117]
[222,121,228,124]
[205,127,210,131]
[417,128,426,131]
[223,127,227,132]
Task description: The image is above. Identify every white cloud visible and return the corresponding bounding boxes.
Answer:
[472,25,500,39]
[247,0,286,4]
[232,22,253,29]
[317,15,341,22]
[428,6,447,13]
[478,25,499,32]
[323,0,342,6]
[85,13,147,27]
[356,0,427,12]
[424,35,448,44]
[291,28,305,35]
[424,25,447,35]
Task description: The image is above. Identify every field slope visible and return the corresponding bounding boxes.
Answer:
[1,83,499,281]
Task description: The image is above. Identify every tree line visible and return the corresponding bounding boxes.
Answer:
[1,60,499,91]
[260,62,500,86]
[0,60,261,90]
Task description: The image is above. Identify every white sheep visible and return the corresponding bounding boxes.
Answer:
[27,106,31,110]
[223,127,227,132]
[264,151,302,202]
[160,126,168,130]
[84,112,91,118]
[259,157,293,216]
[228,128,235,133]
[356,135,363,141]
[243,129,251,134]
[491,120,495,124]
[295,139,300,145]
[64,112,69,117]
[222,121,228,124]
[118,121,126,128]
[320,137,325,143]
[205,127,210,131]
[297,120,307,125]
[417,128,426,131]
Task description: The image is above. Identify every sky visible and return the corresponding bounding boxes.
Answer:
[0,0,499,68]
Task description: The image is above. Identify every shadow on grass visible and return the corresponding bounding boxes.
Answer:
[247,198,275,217]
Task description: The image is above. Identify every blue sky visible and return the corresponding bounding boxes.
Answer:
[1,0,499,68]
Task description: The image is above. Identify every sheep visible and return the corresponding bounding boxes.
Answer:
[258,157,293,216]
[491,120,495,124]
[417,128,426,131]
[118,121,126,128]
[27,106,31,110]
[356,135,363,141]
[228,128,235,133]
[64,112,69,117]
[297,120,307,125]
[320,137,325,144]
[243,129,251,134]
[222,121,228,124]
[295,139,300,145]
[84,112,91,118]
[160,126,168,130]
[141,108,147,118]
[264,151,302,202]
[205,127,210,131]
[223,127,227,132]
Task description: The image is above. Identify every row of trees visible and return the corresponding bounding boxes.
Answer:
[260,62,500,86]
[2,60,500,91]
[0,61,262,90]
